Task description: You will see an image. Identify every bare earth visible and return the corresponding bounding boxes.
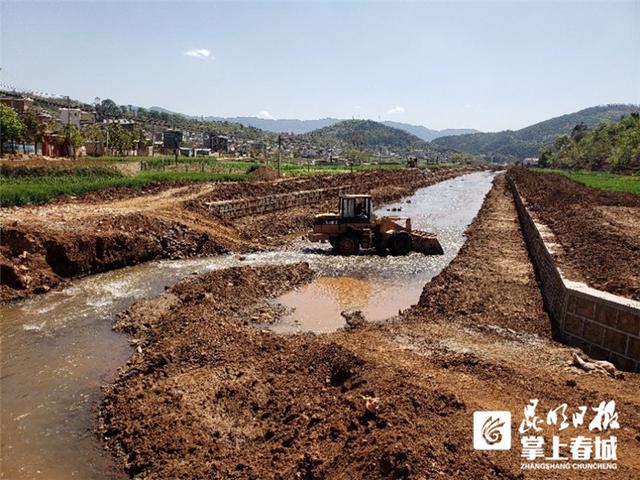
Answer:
[99,175,640,479]
[508,168,640,301]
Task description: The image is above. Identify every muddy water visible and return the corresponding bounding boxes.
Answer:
[272,170,497,333]
[0,170,495,479]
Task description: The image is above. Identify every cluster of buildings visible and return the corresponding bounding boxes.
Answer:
[0,95,269,159]
[2,94,442,164]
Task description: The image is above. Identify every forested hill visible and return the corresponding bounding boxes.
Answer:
[540,113,640,172]
[301,119,436,154]
[432,105,640,160]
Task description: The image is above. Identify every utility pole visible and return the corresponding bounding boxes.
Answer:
[277,134,282,177]
[66,96,72,158]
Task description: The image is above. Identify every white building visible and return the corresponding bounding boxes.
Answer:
[59,108,82,128]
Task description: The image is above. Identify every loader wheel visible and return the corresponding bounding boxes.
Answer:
[374,242,387,255]
[336,233,360,256]
[390,231,412,255]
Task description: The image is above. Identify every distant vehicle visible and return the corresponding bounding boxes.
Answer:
[308,194,443,256]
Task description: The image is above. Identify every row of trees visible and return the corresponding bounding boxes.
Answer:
[0,105,49,156]
[83,123,149,155]
[539,114,640,172]
[0,104,150,157]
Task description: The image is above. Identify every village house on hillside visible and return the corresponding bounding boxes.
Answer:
[0,96,34,114]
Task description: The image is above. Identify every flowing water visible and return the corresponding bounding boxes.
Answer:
[0,170,496,479]
[272,170,497,333]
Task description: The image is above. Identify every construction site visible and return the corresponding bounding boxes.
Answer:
[0,165,638,479]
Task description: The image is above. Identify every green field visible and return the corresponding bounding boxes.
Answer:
[0,156,462,207]
[538,169,640,195]
[0,170,248,206]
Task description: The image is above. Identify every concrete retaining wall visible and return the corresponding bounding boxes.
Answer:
[203,185,353,219]
[508,178,640,372]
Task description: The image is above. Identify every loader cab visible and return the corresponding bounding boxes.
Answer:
[339,195,373,222]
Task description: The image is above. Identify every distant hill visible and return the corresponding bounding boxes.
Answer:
[381,121,478,142]
[205,117,340,135]
[432,105,640,160]
[300,119,438,155]
[199,115,478,140]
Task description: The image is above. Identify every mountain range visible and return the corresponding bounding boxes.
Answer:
[433,104,640,159]
[149,108,477,141]
[150,104,640,160]
[203,116,478,141]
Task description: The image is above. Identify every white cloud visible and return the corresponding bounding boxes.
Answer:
[184,48,213,59]
[387,105,405,115]
[256,110,275,120]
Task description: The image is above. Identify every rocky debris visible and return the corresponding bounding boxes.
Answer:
[571,352,620,377]
[341,309,367,330]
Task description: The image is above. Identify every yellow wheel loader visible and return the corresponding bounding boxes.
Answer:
[308,194,444,256]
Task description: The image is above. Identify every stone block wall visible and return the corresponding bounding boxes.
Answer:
[508,178,640,372]
[204,185,352,219]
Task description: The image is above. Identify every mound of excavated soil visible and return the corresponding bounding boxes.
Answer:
[508,168,640,301]
[249,165,278,181]
[99,175,640,479]
[0,214,227,302]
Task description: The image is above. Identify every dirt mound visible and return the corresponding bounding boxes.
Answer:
[99,265,502,480]
[508,168,640,300]
[249,165,278,181]
[0,214,228,302]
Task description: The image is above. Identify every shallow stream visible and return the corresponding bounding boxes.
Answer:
[0,170,496,479]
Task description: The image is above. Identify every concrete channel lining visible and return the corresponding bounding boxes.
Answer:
[508,178,640,372]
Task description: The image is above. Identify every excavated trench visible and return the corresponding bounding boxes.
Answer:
[0,171,495,480]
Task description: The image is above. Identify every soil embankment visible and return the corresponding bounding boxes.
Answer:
[100,175,640,479]
[0,167,475,302]
[508,168,640,301]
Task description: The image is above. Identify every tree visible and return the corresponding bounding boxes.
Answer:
[107,123,134,155]
[95,99,120,120]
[83,124,106,156]
[0,104,25,156]
[22,111,45,155]
[58,125,84,158]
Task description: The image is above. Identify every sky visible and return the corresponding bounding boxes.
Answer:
[1,0,639,132]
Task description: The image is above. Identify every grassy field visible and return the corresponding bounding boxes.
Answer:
[1,156,462,206]
[0,170,248,206]
[538,169,640,195]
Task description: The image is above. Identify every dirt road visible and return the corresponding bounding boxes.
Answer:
[1,168,475,302]
[99,175,640,479]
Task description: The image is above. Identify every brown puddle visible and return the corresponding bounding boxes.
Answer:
[271,276,423,333]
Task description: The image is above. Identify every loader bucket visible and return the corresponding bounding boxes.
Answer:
[411,230,444,255]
